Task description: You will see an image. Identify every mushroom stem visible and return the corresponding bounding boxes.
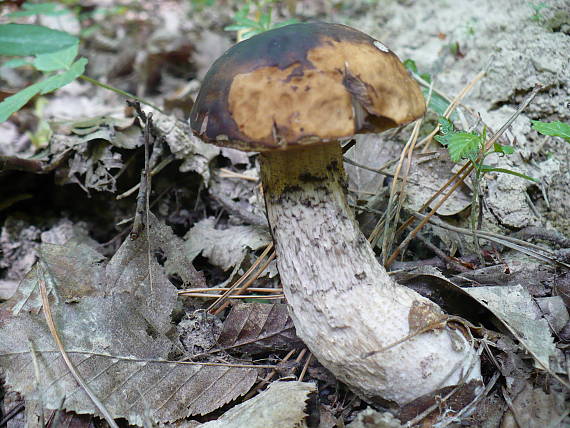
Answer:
[260,143,481,406]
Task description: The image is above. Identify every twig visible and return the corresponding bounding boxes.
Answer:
[179,287,283,294]
[410,211,570,269]
[38,278,120,428]
[298,353,312,382]
[181,293,283,299]
[0,150,71,174]
[0,402,24,427]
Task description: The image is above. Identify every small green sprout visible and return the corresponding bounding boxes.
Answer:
[435,117,537,182]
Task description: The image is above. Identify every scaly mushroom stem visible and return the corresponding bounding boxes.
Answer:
[260,143,481,406]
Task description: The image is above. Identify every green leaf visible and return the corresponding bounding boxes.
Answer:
[0,24,78,56]
[437,117,455,135]
[223,24,254,31]
[259,11,272,30]
[1,58,31,68]
[479,166,539,183]
[531,120,570,142]
[493,143,515,155]
[439,132,482,162]
[39,57,87,94]
[6,2,69,17]
[0,80,47,122]
[33,44,78,71]
[403,59,418,74]
[272,18,300,29]
[240,29,262,40]
[423,89,455,118]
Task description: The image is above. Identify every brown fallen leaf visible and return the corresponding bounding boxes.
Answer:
[217,302,302,355]
[0,215,258,426]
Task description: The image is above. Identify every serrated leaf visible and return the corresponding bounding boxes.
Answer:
[403,59,418,74]
[39,57,87,94]
[217,303,301,355]
[0,24,78,56]
[272,19,300,28]
[259,12,272,29]
[224,24,254,31]
[423,89,456,119]
[33,44,78,71]
[437,117,454,135]
[0,80,46,123]
[441,132,482,162]
[531,120,570,142]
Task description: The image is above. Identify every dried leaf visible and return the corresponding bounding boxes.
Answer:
[502,381,567,428]
[217,303,301,355]
[151,111,219,183]
[184,217,270,271]
[0,216,257,425]
[10,239,105,314]
[466,285,558,370]
[201,381,316,428]
[404,149,471,216]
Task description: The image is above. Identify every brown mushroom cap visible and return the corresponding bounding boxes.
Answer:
[190,22,426,151]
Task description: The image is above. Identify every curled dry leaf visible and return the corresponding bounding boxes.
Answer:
[0,216,257,425]
[217,303,302,355]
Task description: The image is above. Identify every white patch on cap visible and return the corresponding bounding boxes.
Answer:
[373,40,390,53]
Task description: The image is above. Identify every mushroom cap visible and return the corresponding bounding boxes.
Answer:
[190,22,426,152]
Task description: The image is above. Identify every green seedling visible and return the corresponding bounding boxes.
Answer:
[435,117,537,257]
[531,120,570,143]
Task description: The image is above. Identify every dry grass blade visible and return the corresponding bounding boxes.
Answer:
[379,120,423,264]
[38,278,120,428]
[209,244,276,315]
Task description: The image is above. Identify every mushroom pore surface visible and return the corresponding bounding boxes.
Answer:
[260,143,482,405]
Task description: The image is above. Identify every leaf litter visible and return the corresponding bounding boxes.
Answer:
[0,214,258,425]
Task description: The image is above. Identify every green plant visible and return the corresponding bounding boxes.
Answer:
[224,0,298,40]
[528,2,550,21]
[531,120,570,143]
[403,59,457,119]
[435,117,537,254]
[0,24,88,122]
[0,21,164,123]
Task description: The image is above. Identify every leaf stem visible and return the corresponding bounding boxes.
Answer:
[79,75,168,115]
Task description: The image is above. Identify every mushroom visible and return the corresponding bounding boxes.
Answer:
[190,22,482,406]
